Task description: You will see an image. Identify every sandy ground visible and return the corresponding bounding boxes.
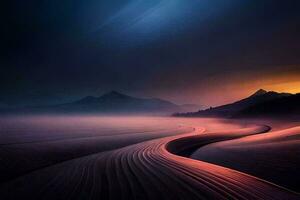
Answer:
[0,115,299,199]
[191,119,300,193]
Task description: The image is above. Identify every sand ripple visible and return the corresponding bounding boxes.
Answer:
[1,124,298,199]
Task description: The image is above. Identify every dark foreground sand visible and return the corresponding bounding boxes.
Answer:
[0,116,299,199]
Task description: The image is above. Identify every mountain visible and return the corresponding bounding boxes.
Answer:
[249,89,268,97]
[174,89,293,118]
[64,91,181,114]
[1,91,193,115]
[237,93,300,118]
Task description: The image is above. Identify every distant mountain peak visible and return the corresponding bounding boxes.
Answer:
[67,90,186,114]
[107,90,122,95]
[100,91,130,99]
[76,91,130,104]
[250,89,268,97]
[174,88,297,117]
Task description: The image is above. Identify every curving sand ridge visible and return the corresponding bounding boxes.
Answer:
[1,123,298,199]
[191,125,300,193]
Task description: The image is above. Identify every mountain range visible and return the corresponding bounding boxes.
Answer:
[174,89,300,118]
[0,91,200,115]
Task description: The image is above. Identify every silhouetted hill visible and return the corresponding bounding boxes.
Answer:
[1,91,195,115]
[174,89,293,118]
[237,93,300,118]
[249,89,268,97]
[64,91,181,113]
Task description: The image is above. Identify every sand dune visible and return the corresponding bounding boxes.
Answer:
[0,116,192,183]
[191,124,300,193]
[0,117,298,199]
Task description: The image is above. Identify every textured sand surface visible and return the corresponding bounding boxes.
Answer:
[0,116,299,199]
[191,122,300,192]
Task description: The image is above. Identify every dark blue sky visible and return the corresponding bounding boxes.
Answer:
[2,0,300,106]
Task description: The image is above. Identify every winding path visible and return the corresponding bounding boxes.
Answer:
[1,124,299,199]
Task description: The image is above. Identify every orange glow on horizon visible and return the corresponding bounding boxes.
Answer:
[147,65,300,107]
[190,70,300,107]
[263,81,300,94]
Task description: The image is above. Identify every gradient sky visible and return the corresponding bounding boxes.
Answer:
[2,0,300,106]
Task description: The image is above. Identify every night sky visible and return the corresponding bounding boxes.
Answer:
[2,0,300,106]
